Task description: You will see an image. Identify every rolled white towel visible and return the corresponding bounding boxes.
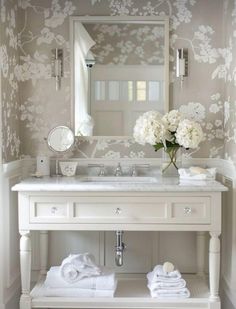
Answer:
[147,278,186,290]
[45,266,116,290]
[60,253,101,284]
[31,284,116,298]
[149,287,190,299]
[148,265,182,282]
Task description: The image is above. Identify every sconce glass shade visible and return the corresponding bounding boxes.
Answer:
[52,48,63,91]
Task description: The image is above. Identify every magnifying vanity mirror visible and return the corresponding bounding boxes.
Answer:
[47,126,75,176]
[47,126,75,153]
[70,16,169,137]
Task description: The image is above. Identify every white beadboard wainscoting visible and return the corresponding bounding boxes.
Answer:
[0,168,4,309]
[1,157,236,309]
[1,160,22,309]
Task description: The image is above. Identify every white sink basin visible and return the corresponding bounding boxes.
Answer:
[78,176,157,183]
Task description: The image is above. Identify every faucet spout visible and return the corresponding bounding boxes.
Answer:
[115,230,125,266]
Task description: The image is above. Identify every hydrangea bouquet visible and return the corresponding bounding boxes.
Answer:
[133,110,204,173]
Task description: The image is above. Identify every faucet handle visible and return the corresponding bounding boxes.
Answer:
[130,164,150,176]
[130,165,137,177]
[88,164,106,176]
[114,162,123,176]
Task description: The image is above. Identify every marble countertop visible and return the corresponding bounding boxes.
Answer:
[12,176,227,192]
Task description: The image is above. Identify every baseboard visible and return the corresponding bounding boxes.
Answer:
[222,277,236,309]
[0,286,20,309]
[4,287,20,309]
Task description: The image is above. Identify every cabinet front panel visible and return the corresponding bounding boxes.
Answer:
[74,202,168,223]
[170,197,211,224]
[30,197,71,223]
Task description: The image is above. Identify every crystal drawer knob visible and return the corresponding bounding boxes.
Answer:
[51,206,58,214]
[184,207,192,214]
[115,207,122,215]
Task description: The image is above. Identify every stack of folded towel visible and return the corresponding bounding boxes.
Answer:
[38,253,117,297]
[147,263,190,299]
[178,166,216,181]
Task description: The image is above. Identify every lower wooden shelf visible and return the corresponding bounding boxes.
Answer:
[30,275,215,309]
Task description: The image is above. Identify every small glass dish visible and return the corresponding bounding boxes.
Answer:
[59,161,78,177]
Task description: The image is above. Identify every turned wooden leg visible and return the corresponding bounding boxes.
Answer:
[196,231,205,276]
[20,231,31,309]
[209,232,220,302]
[40,231,48,275]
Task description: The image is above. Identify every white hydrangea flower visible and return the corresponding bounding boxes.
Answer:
[133,111,168,145]
[162,110,182,132]
[175,119,203,149]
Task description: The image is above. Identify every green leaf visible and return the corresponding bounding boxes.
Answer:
[165,141,179,148]
[153,143,164,151]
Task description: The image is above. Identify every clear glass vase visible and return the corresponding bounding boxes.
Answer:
[161,146,181,177]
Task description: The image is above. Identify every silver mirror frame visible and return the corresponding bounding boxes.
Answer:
[70,15,169,139]
[47,126,75,153]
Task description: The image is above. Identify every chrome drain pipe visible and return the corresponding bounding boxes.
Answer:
[115,231,126,266]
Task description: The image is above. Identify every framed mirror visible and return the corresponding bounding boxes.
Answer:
[70,16,169,138]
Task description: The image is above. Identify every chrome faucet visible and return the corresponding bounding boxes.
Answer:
[115,231,126,266]
[114,163,123,176]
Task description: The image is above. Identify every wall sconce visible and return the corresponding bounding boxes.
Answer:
[51,48,63,91]
[176,48,188,87]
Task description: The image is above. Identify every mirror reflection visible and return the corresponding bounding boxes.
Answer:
[72,17,169,137]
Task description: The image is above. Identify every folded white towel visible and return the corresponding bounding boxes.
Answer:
[45,266,116,290]
[178,167,216,180]
[147,278,186,289]
[149,287,190,299]
[60,253,101,284]
[31,284,115,298]
[148,265,182,282]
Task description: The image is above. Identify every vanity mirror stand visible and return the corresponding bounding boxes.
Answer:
[47,126,75,176]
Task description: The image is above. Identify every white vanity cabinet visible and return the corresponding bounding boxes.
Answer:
[12,177,227,309]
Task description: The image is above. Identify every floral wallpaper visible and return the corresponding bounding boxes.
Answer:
[85,23,165,65]
[0,0,20,162]
[0,0,234,162]
[223,0,236,165]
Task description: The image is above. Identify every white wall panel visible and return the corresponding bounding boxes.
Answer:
[1,160,22,308]
[159,232,197,273]
[49,231,102,266]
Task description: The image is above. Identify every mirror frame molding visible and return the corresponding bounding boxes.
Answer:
[70,15,169,140]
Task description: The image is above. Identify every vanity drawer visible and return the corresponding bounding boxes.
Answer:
[170,197,211,224]
[73,197,168,223]
[28,196,211,225]
[30,197,70,223]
